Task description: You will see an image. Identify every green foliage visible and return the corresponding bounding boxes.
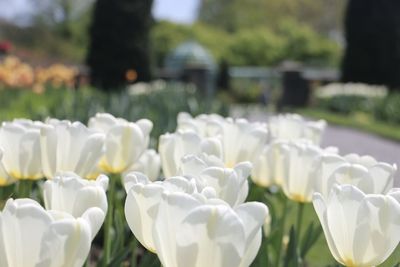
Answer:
[0,84,228,142]
[313,89,400,126]
[227,28,284,66]
[198,0,346,35]
[374,93,400,125]
[316,95,378,115]
[277,19,340,66]
[152,20,340,68]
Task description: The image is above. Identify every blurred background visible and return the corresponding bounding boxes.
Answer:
[0,0,399,139]
[1,1,400,266]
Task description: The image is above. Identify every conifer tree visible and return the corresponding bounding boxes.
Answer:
[87,0,153,90]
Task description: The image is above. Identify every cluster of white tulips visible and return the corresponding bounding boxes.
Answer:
[0,111,398,267]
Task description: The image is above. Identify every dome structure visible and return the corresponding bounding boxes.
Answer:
[164,41,216,74]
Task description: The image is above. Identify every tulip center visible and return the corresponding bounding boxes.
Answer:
[289,193,308,203]
[343,258,357,267]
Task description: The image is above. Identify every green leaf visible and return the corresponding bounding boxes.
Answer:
[284,226,299,267]
[300,223,323,258]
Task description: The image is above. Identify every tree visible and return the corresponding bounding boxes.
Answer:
[198,0,346,35]
[87,0,153,90]
[31,0,94,37]
[342,0,400,90]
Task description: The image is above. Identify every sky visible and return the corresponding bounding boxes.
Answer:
[0,0,200,25]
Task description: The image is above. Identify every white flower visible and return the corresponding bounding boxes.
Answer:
[251,140,289,187]
[43,172,108,222]
[0,120,42,180]
[176,112,224,137]
[180,154,251,207]
[158,131,222,178]
[213,118,268,167]
[153,191,269,267]
[0,198,105,267]
[89,113,153,174]
[127,149,161,182]
[40,119,105,179]
[123,172,211,253]
[177,114,268,167]
[269,114,326,145]
[313,153,397,198]
[313,184,400,267]
[0,148,13,186]
[280,141,336,203]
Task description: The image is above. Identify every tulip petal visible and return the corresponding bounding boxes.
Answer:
[153,192,203,267]
[176,205,245,267]
[1,199,52,267]
[125,183,164,251]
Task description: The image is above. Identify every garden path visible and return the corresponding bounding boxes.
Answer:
[231,106,400,185]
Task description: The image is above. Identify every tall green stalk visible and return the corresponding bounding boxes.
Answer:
[296,203,305,243]
[275,196,288,267]
[296,202,305,265]
[102,173,118,266]
[130,237,138,267]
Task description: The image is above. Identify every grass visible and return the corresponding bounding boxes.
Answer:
[296,108,400,142]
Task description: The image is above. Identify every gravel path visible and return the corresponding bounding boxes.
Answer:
[231,106,400,185]
[321,125,400,185]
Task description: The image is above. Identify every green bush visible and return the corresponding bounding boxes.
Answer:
[316,95,378,115]
[151,20,340,68]
[374,93,400,125]
[227,28,285,66]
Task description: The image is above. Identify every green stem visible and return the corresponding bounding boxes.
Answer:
[296,203,305,245]
[296,202,305,265]
[17,180,33,198]
[130,237,137,267]
[275,196,288,267]
[102,173,117,266]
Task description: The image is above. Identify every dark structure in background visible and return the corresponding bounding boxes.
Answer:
[160,41,217,97]
[86,0,153,90]
[342,0,400,91]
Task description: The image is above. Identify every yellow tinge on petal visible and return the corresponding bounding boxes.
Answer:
[288,193,309,203]
[342,258,357,267]
[9,170,42,181]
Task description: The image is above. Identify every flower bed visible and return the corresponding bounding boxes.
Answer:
[0,106,399,266]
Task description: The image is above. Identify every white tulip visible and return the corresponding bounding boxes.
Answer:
[176,112,225,137]
[251,140,290,187]
[153,191,269,267]
[124,172,210,253]
[214,118,268,168]
[159,130,222,178]
[43,172,108,223]
[0,120,42,180]
[313,184,400,267]
[40,119,105,179]
[280,141,336,203]
[127,149,161,181]
[0,198,105,267]
[313,153,397,198]
[0,148,13,186]
[89,113,153,174]
[269,114,326,145]
[180,154,251,206]
[177,114,268,167]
